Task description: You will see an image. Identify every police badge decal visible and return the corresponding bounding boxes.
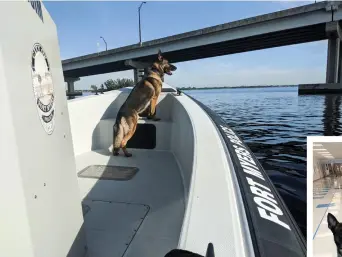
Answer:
[31,43,55,135]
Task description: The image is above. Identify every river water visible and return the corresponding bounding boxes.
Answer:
[186,86,342,238]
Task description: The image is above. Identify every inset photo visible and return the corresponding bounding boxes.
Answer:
[309,137,342,257]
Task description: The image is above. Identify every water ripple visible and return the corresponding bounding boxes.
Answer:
[187,86,342,238]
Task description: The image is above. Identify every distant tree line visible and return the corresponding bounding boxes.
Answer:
[90,78,134,94]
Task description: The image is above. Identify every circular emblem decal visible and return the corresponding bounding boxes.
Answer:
[31,43,55,135]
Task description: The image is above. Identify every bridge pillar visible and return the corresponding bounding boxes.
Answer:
[299,21,342,94]
[133,69,145,84]
[326,21,342,83]
[326,38,340,83]
[144,67,150,75]
[125,60,152,85]
[65,77,80,99]
[338,42,342,83]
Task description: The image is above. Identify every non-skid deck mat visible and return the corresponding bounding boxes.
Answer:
[78,165,139,180]
[83,200,149,257]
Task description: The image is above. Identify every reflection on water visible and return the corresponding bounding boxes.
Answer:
[323,95,342,136]
[187,86,342,238]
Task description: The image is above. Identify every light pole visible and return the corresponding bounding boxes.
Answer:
[100,36,107,51]
[138,2,146,46]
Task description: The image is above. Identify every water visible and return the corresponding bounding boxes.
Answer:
[186,86,342,238]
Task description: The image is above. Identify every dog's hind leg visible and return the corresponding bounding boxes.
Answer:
[121,146,132,157]
[120,116,138,157]
[121,124,137,157]
[113,123,123,156]
[113,148,120,156]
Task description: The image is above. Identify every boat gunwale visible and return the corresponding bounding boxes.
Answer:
[172,93,252,257]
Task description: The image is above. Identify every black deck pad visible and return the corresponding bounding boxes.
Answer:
[126,123,156,149]
[165,250,204,257]
[78,165,139,180]
[165,243,214,257]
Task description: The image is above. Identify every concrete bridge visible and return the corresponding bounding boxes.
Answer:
[62,1,342,94]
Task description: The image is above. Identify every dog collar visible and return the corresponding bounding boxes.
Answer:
[147,73,163,84]
[151,67,163,76]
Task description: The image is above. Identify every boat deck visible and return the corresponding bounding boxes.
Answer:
[313,176,342,256]
[75,149,185,257]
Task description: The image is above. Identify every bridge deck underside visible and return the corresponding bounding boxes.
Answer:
[63,23,326,78]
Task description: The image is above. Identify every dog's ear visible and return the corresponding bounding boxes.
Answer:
[158,49,163,61]
[328,213,339,231]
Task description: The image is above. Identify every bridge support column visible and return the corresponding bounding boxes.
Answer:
[326,21,342,83]
[338,42,342,83]
[125,60,152,85]
[133,69,145,84]
[298,21,342,94]
[326,38,340,83]
[65,77,80,99]
[144,67,150,75]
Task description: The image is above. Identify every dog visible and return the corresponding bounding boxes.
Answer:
[328,212,342,256]
[112,50,177,157]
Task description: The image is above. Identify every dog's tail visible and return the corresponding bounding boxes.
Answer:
[113,121,124,149]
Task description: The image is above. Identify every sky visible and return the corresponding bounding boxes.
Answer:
[43,1,327,90]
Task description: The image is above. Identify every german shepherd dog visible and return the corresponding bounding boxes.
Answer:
[328,213,342,256]
[112,50,177,157]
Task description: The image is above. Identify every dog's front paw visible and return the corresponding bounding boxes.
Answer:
[125,153,133,157]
